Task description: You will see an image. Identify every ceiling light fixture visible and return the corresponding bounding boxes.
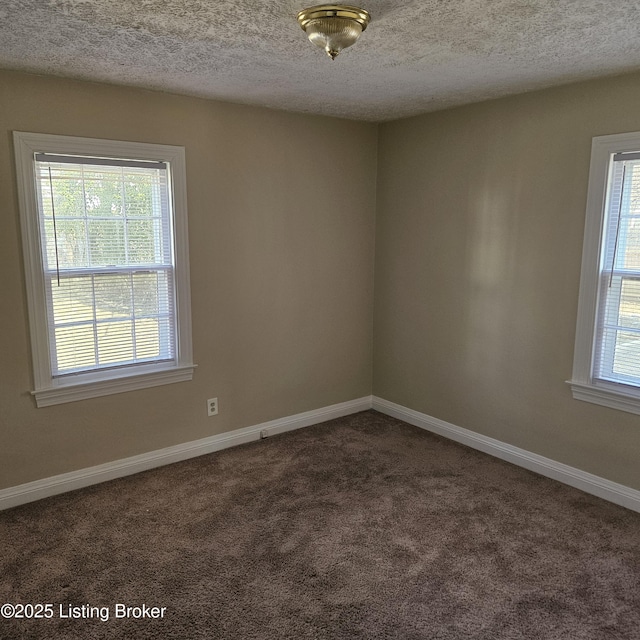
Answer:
[297,4,371,60]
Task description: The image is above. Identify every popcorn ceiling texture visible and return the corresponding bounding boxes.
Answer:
[2,0,640,121]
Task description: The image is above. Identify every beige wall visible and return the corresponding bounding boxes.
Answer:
[3,66,640,496]
[374,73,640,490]
[0,70,377,489]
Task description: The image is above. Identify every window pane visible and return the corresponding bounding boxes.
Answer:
[618,218,640,271]
[38,165,86,218]
[133,272,160,316]
[611,330,640,378]
[619,279,640,329]
[135,318,161,359]
[51,277,94,324]
[83,168,124,218]
[94,274,132,319]
[56,219,89,269]
[97,320,134,365]
[124,171,155,217]
[127,219,160,264]
[88,219,126,266]
[55,324,96,372]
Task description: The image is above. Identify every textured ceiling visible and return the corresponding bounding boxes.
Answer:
[2,1,640,121]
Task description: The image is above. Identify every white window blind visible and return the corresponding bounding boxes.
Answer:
[34,154,177,377]
[593,154,640,386]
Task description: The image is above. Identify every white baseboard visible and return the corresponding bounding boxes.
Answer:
[372,396,640,514]
[0,396,373,511]
[4,394,639,514]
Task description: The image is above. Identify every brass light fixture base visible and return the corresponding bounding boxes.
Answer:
[297,5,371,60]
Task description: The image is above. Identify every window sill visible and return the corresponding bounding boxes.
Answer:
[567,379,640,416]
[33,365,196,407]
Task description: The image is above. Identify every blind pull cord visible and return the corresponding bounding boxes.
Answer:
[609,163,626,288]
[47,166,61,287]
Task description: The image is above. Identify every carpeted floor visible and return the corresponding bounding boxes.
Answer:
[1,410,639,639]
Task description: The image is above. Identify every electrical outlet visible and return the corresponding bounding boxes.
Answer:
[207,397,218,416]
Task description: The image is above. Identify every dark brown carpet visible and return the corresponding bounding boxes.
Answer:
[1,410,639,639]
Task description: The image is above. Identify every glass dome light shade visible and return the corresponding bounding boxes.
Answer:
[297,5,371,60]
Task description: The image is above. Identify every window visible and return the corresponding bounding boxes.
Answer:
[14,132,194,407]
[570,131,640,415]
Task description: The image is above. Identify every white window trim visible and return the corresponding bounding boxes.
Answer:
[568,130,640,415]
[14,132,195,407]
